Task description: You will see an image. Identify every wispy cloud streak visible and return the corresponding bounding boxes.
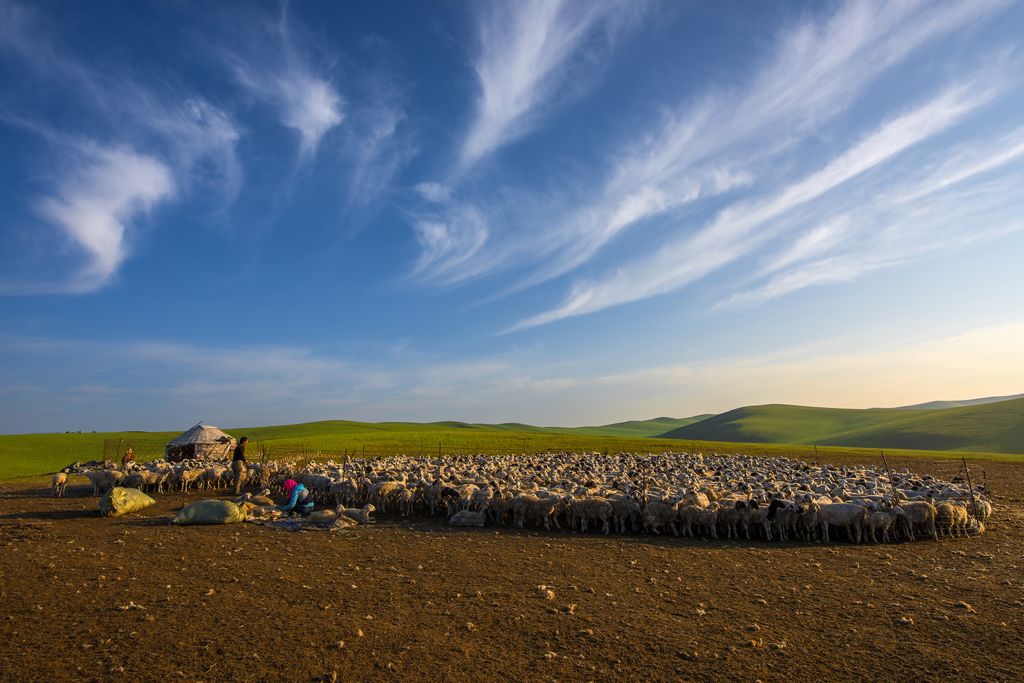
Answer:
[460,0,641,172]
[511,81,1000,329]
[721,138,1024,309]
[227,9,343,160]
[416,0,1010,298]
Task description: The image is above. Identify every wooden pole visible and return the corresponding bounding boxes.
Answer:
[880,451,899,504]
[962,456,978,522]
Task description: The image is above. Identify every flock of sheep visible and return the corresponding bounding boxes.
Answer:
[55,451,991,543]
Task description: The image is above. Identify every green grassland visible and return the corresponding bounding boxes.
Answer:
[661,397,1024,453]
[0,415,714,480]
[1,417,1020,482]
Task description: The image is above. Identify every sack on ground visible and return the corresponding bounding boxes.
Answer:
[100,487,156,517]
[172,499,246,525]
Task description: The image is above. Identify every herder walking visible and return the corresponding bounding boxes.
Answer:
[232,436,248,495]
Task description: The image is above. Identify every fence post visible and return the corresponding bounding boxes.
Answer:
[880,451,899,504]
[962,456,978,521]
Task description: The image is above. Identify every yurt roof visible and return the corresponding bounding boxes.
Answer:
[166,424,235,447]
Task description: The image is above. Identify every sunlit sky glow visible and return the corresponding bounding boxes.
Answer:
[2,0,1024,432]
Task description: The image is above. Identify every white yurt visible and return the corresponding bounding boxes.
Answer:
[165,424,236,462]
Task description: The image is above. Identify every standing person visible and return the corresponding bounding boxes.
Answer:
[121,447,135,470]
[232,436,248,495]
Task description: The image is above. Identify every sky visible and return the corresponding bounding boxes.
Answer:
[2,0,1024,433]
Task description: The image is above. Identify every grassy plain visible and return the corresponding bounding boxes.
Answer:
[1,419,1019,482]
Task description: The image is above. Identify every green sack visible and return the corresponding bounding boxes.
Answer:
[100,487,156,517]
[172,499,246,525]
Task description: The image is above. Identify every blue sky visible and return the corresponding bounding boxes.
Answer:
[2,0,1024,433]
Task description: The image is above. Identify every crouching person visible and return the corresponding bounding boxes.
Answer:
[279,479,314,516]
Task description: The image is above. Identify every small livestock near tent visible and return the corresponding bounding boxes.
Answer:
[164,424,236,462]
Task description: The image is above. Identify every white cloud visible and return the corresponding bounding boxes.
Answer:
[278,74,344,158]
[761,216,851,276]
[140,97,243,202]
[892,124,1024,204]
[227,12,344,160]
[411,205,489,282]
[460,0,642,171]
[549,0,1007,276]
[512,81,996,330]
[35,143,175,292]
[720,146,1024,309]
[415,182,451,204]
[234,66,343,160]
[339,74,414,211]
[415,0,1010,300]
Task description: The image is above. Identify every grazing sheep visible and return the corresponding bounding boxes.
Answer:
[642,500,679,536]
[528,495,564,531]
[748,501,773,541]
[935,501,969,538]
[51,471,69,497]
[817,503,866,543]
[968,499,992,525]
[83,469,124,496]
[863,510,897,543]
[767,499,798,542]
[569,496,613,534]
[900,501,939,541]
[61,450,987,547]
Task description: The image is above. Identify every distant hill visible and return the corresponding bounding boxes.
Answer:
[229,415,715,441]
[893,392,1024,410]
[659,397,1024,453]
[539,415,715,438]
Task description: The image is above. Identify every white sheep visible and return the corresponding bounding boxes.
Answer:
[338,504,376,525]
[51,471,69,497]
[448,509,487,527]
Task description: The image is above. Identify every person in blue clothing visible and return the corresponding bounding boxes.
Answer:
[279,479,315,516]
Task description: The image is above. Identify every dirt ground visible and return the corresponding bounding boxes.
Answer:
[1,454,1022,682]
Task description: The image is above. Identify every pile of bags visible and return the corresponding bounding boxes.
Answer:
[98,488,368,530]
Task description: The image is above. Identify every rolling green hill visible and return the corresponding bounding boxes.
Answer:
[659,397,1024,453]
[535,415,714,438]
[893,392,1024,410]
[230,416,712,440]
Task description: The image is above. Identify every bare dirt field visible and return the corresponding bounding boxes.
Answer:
[1,454,1022,682]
